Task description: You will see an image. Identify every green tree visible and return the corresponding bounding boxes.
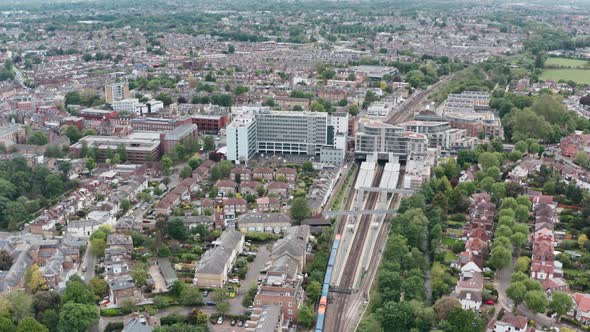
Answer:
[302,161,314,172]
[305,280,322,304]
[514,256,531,273]
[116,144,128,163]
[24,264,47,294]
[180,165,192,179]
[89,277,109,300]
[6,291,33,322]
[549,291,573,322]
[575,151,589,168]
[188,157,201,170]
[162,156,172,175]
[202,136,215,152]
[291,197,310,222]
[168,219,189,240]
[228,44,235,54]
[58,302,98,332]
[507,282,527,309]
[524,290,548,313]
[65,126,82,143]
[131,262,149,288]
[478,152,500,170]
[85,158,96,173]
[490,246,512,269]
[28,131,48,146]
[0,317,15,332]
[433,296,461,321]
[16,317,48,332]
[63,275,95,305]
[297,304,315,328]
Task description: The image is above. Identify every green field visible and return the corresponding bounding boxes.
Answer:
[540,69,590,84]
[545,57,589,68]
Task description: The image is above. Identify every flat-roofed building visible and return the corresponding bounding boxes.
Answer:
[160,123,198,154]
[355,117,428,160]
[105,82,130,103]
[226,107,346,163]
[71,133,161,163]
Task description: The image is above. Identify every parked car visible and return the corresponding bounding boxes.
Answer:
[231,319,236,326]
[216,316,223,325]
[228,279,240,284]
[206,301,216,306]
[203,290,209,297]
[484,299,495,305]
[237,321,243,327]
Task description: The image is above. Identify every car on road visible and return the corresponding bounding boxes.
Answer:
[203,290,209,297]
[216,316,223,325]
[81,265,87,272]
[206,301,216,306]
[484,299,495,305]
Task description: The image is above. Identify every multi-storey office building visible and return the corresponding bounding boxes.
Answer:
[105,83,130,104]
[398,120,476,151]
[226,107,347,163]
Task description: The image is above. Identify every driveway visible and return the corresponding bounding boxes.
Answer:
[228,244,271,315]
[149,264,168,293]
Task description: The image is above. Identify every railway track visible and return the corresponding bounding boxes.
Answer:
[327,163,384,332]
[325,165,405,332]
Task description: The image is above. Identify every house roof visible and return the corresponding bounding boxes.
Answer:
[574,293,590,312]
[267,182,289,189]
[238,212,291,225]
[196,230,244,275]
[272,226,309,260]
[499,312,528,329]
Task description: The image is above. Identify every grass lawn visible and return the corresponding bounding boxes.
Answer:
[545,57,589,68]
[443,251,457,264]
[540,69,590,84]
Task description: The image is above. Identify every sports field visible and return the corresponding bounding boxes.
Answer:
[540,69,590,84]
[545,57,589,68]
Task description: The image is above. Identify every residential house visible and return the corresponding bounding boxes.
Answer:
[223,198,247,215]
[275,167,297,183]
[256,197,281,213]
[230,168,252,182]
[271,226,310,274]
[237,213,291,233]
[193,230,244,288]
[267,182,289,197]
[240,180,260,196]
[109,277,139,306]
[574,293,590,324]
[217,180,238,195]
[253,167,274,181]
[493,313,528,332]
[107,234,134,252]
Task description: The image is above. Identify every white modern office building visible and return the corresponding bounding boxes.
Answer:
[226,107,348,163]
[112,98,164,115]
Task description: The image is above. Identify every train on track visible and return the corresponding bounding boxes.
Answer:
[314,233,341,332]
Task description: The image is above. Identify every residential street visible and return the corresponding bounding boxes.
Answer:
[228,244,271,315]
[493,265,582,331]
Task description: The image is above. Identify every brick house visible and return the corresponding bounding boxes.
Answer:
[216,180,238,195]
[253,167,274,181]
[267,182,289,197]
[230,168,252,182]
[275,167,297,183]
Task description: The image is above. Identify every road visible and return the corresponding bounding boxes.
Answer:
[79,245,96,282]
[228,244,271,315]
[494,265,582,331]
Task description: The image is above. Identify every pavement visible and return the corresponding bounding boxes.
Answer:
[228,244,271,315]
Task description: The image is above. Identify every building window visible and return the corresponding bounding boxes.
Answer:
[288,309,293,315]
[288,302,293,307]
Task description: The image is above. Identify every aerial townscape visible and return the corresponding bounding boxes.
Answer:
[2,0,590,331]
